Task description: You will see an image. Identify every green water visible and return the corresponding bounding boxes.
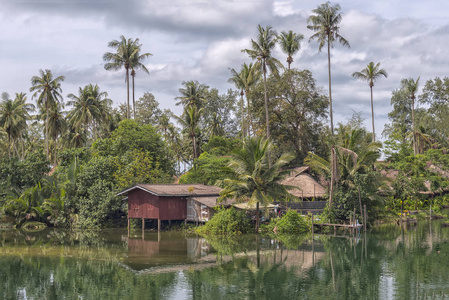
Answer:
[1,218,449,300]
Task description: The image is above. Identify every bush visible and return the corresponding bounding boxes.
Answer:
[196,208,251,235]
[273,210,310,234]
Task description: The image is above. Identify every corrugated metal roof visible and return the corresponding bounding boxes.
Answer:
[191,196,234,208]
[117,184,222,196]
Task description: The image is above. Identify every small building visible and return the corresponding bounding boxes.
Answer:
[279,166,328,214]
[117,184,229,230]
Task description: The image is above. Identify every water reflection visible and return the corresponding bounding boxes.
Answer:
[1,218,449,299]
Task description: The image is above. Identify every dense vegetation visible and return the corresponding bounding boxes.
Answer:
[2,2,449,230]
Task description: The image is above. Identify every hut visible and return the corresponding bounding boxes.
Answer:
[279,166,328,215]
[117,184,227,231]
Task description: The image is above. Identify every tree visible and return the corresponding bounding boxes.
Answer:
[242,25,283,139]
[0,93,34,158]
[103,36,141,119]
[218,137,296,232]
[307,2,350,135]
[175,105,203,161]
[30,69,65,160]
[351,62,388,141]
[129,43,152,119]
[134,92,162,126]
[47,103,66,165]
[278,30,304,70]
[175,80,209,109]
[67,84,111,141]
[228,67,246,138]
[401,77,420,155]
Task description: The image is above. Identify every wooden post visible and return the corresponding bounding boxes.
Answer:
[353,207,356,235]
[158,219,161,232]
[127,218,130,237]
[430,205,432,220]
[364,205,367,232]
[311,214,314,238]
[358,186,363,227]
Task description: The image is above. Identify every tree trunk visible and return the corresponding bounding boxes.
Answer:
[132,71,136,119]
[255,201,260,233]
[126,67,130,119]
[240,90,245,140]
[327,39,334,136]
[263,62,270,140]
[46,102,49,160]
[245,93,253,137]
[370,86,375,142]
[411,97,417,155]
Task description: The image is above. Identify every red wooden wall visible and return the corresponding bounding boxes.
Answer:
[128,189,187,220]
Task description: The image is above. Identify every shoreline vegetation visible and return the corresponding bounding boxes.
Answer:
[3,2,449,235]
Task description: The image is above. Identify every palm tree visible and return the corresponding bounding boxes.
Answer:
[175,105,203,161]
[103,35,140,119]
[30,70,65,160]
[401,77,420,155]
[47,103,66,165]
[242,25,283,139]
[278,30,304,70]
[129,42,152,119]
[351,62,388,142]
[0,92,34,158]
[218,137,296,232]
[307,2,350,135]
[228,68,246,138]
[175,80,209,109]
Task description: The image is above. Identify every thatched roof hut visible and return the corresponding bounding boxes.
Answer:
[281,166,326,199]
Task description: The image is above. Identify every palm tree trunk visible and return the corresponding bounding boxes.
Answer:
[45,102,49,160]
[240,90,245,140]
[126,67,130,119]
[370,86,375,142]
[327,40,334,136]
[255,201,260,233]
[192,134,197,160]
[411,97,417,155]
[132,72,136,119]
[246,94,253,137]
[263,63,270,140]
[7,134,11,159]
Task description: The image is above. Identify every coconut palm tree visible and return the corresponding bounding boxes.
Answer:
[228,67,246,138]
[242,25,283,140]
[278,30,304,70]
[0,92,34,158]
[175,105,203,161]
[30,69,65,160]
[67,84,111,141]
[401,77,420,155]
[47,103,66,165]
[351,62,388,142]
[129,42,152,119]
[307,2,350,135]
[175,80,209,109]
[218,137,296,232]
[103,36,140,119]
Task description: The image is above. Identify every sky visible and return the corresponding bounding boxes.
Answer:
[1,0,449,141]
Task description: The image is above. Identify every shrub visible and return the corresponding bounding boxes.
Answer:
[196,208,251,235]
[274,210,310,234]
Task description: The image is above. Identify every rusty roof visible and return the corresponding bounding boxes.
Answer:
[117,184,222,197]
[190,196,234,208]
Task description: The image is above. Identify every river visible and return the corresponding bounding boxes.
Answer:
[1,216,449,299]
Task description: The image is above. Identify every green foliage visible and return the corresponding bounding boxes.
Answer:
[202,136,241,156]
[196,208,251,235]
[179,152,230,185]
[269,210,310,234]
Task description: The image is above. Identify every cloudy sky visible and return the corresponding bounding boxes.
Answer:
[1,0,448,140]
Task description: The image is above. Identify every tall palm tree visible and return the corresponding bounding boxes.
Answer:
[307,2,350,135]
[103,35,139,119]
[129,42,152,119]
[401,77,420,155]
[278,30,304,70]
[175,105,203,161]
[0,92,33,158]
[242,25,283,140]
[30,69,65,160]
[47,103,66,165]
[67,84,102,141]
[175,80,209,109]
[228,67,246,139]
[351,62,388,142]
[218,137,296,232]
